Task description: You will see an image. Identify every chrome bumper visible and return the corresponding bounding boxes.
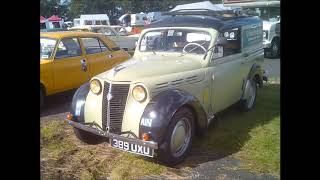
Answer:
[66,120,158,149]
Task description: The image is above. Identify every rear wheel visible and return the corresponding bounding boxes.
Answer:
[74,128,105,145]
[266,38,280,58]
[158,107,195,166]
[240,79,257,111]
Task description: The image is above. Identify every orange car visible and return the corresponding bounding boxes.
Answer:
[40,31,131,106]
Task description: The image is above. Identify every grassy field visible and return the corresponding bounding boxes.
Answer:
[192,83,280,177]
[40,83,280,179]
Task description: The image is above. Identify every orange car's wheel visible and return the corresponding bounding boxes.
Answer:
[40,88,44,108]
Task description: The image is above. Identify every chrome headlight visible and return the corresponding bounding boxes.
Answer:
[90,79,102,95]
[132,85,147,102]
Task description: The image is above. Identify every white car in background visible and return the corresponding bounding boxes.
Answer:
[69,25,138,51]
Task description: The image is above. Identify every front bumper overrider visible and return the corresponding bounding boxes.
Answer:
[66,119,158,149]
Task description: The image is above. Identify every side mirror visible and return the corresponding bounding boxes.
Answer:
[215,37,228,46]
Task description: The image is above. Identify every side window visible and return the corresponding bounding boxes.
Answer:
[82,37,110,54]
[55,38,81,59]
[98,39,110,52]
[101,20,107,25]
[220,28,241,57]
[85,20,93,25]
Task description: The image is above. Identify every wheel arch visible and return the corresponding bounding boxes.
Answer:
[139,89,208,144]
[40,82,46,96]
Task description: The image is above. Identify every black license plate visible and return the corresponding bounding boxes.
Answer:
[110,138,154,157]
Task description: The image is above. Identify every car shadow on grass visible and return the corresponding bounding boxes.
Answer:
[176,84,280,168]
[174,84,280,170]
[40,89,76,118]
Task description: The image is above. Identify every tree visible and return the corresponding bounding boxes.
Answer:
[40,0,60,17]
[60,0,226,22]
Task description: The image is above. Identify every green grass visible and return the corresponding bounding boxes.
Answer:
[110,153,166,179]
[41,84,280,179]
[194,84,280,176]
[40,121,166,179]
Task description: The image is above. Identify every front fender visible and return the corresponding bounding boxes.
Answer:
[70,82,90,123]
[139,89,207,144]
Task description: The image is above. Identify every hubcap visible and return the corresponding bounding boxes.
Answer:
[272,42,279,55]
[170,117,191,158]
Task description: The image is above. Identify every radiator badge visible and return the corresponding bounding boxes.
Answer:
[107,92,113,101]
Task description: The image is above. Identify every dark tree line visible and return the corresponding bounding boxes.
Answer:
[41,0,221,23]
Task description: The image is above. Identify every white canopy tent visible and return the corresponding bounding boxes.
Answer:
[170,1,235,12]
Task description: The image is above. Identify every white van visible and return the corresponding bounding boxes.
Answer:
[73,14,110,27]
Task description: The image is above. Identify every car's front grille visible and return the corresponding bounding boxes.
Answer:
[102,81,130,133]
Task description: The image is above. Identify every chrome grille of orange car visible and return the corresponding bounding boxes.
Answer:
[102,82,130,133]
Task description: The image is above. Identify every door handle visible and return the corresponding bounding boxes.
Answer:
[80,59,87,72]
[108,54,113,58]
[80,59,86,64]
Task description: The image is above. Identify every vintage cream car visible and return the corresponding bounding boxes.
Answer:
[66,10,264,165]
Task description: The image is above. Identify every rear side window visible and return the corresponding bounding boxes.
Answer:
[221,28,241,57]
[55,38,81,59]
[82,37,110,54]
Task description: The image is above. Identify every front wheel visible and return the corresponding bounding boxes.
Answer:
[40,88,44,108]
[74,127,105,145]
[157,107,195,166]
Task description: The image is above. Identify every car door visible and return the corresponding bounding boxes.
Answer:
[209,28,245,113]
[80,36,120,77]
[52,37,89,93]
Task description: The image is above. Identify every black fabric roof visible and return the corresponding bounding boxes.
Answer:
[146,15,262,32]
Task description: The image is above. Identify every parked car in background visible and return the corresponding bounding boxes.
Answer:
[224,0,280,58]
[69,25,138,51]
[110,25,125,33]
[66,3,264,165]
[40,31,131,107]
